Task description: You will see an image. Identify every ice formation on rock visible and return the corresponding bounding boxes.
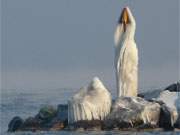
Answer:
[114,7,138,97]
[68,77,112,124]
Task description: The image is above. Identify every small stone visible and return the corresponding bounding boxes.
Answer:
[75,127,85,131]
[72,120,102,130]
[50,122,64,131]
[136,123,158,129]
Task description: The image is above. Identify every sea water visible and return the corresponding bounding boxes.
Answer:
[1,89,179,135]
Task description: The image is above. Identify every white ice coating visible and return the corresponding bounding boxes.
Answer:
[114,7,138,97]
[156,90,180,124]
[157,90,180,111]
[68,77,112,124]
[109,97,161,125]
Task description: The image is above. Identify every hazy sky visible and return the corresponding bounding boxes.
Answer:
[1,0,179,92]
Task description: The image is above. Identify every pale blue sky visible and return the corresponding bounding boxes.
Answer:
[1,0,179,92]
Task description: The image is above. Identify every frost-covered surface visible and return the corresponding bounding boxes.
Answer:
[68,77,112,124]
[157,91,180,111]
[157,90,180,126]
[139,88,180,127]
[105,97,161,128]
[139,89,180,112]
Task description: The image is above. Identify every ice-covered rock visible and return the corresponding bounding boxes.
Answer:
[104,97,160,129]
[138,90,180,112]
[138,83,180,129]
[159,104,178,130]
[157,91,180,128]
[68,77,112,124]
[156,91,180,111]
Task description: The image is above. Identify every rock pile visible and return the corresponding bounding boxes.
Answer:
[8,105,68,132]
[8,81,180,132]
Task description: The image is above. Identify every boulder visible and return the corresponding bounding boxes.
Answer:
[20,105,66,131]
[68,77,112,124]
[156,91,180,110]
[21,117,41,131]
[138,89,163,100]
[104,97,161,129]
[8,104,70,132]
[8,116,23,132]
[164,82,180,92]
[138,83,180,129]
[57,104,68,122]
[174,116,180,129]
[36,105,57,122]
[47,104,68,131]
[157,91,180,129]
[159,104,178,130]
[155,91,180,128]
[174,94,180,129]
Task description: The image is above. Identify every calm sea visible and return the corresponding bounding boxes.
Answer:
[1,89,179,135]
